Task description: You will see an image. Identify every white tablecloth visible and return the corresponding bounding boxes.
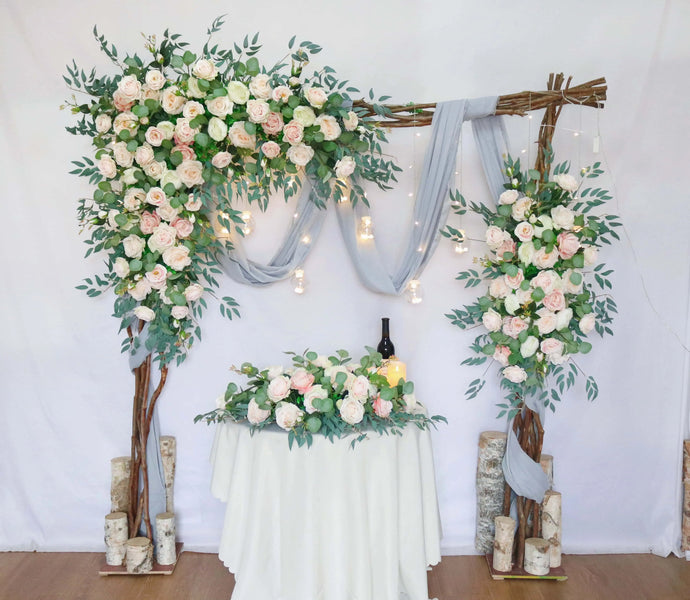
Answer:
[210,421,442,600]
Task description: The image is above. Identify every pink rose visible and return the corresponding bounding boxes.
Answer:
[514,222,534,242]
[290,368,315,394]
[212,152,233,169]
[531,270,561,294]
[147,223,177,253]
[172,217,194,238]
[372,395,393,418]
[113,89,134,112]
[145,264,168,289]
[543,289,566,312]
[145,127,165,147]
[485,226,507,250]
[135,145,155,166]
[261,141,281,159]
[502,316,529,339]
[171,144,197,162]
[493,345,511,367]
[505,269,524,290]
[139,211,161,234]
[227,122,256,150]
[117,75,141,101]
[262,111,284,135]
[268,376,291,402]
[348,375,371,402]
[503,365,527,383]
[174,118,199,145]
[496,238,517,261]
[246,99,270,124]
[489,277,510,299]
[98,155,117,179]
[247,398,271,424]
[532,247,559,270]
[557,231,580,260]
[535,308,558,335]
[282,120,304,145]
[146,187,166,207]
[540,338,564,356]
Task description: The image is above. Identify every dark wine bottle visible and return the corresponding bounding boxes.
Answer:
[377,317,395,359]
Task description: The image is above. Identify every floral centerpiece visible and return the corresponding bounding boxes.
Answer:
[196,348,446,448]
[445,155,621,416]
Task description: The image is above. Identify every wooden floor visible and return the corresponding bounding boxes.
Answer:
[1,552,689,600]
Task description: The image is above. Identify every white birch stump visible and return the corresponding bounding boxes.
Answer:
[492,516,515,572]
[475,431,507,554]
[524,538,550,576]
[155,512,177,566]
[125,537,153,574]
[541,490,562,567]
[160,436,176,514]
[682,441,690,551]
[540,454,554,490]
[104,512,128,566]
[110,457,131,513]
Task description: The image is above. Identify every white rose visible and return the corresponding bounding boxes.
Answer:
[499,190,519,205]
[339,398,364,425]
[247,398,271,425]
[157,121,175,140]
[348,375,372,403]
[343,111,358,131]
[171,305,189,320]
[117,75,141,101]
[207,117,228,142]
[227,81,250,104]
[315,114,341,141]
[246,99,270,124]
[206,95,233,118]
[95,114,112,133]
[266,365,284,380]
[267,376,291,402]
[518,241,535,265]
[304,86,328,108]
[562,269,583,294]
[335,156,356,178]
[98,155,117,179]
[176,160,204,188]
[553,173,579,194]
[533,215,553,238]
[112,141,133,168]
[275,402,303,430]
[147,223,177,253]
[489,277,510,299]
[514,222,534,242]
[122,234,145,259]
[160,170,182,191]
[186,77,206,99]
[312,355,332,369]
[145,69,166,91]
[504,293,520,315]
[133,305,155,322]
[272,85,292,103]
[303,385,328,414]
[556,308,573,331]
[123,188,145,211]
[192,59,218,81]
[503,365,527,383]
[551,205,575,230]
[292,105,316,127]
[485,226,507,250]
[113,257,130,278]
[511,197,533,221]
[161,86,186,115]
[248,74,272,99]
[179,284,201,304]
[482,309,502,332]
[583,246,598,266]
[287,143,314,167]
[162,245,192,271]
[182,100,205,120]
[129,278,151,301]
[135,144,155,166]
[325,365,355,389]
[579,313,596,335]
[520,336,539,358]
[402,392,418,413]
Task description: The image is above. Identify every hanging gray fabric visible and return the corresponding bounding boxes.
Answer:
[129,329,167,544]
[334,96,502,295]
[471,115,511,200]
[218,181,327,285]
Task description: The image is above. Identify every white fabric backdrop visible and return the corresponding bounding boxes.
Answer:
[1,0,689,556]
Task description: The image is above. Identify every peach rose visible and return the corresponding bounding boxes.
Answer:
[540,338,564,356]
[129,278,152,301]
[262,111,284,135]
[489,277,510,299]
[579,313,596,335]
[503,365,527,383]
[145,264,168,289]
[532,247,559,270]
[212,152,233,169]
[335,156,356,179]
[303,385,328,414]
[135,144,155,166]
[514,221,534,242]
[161,86,186,115]
[133,305,155,322]
[261,141,281,159]
[304,86,328,108]
[206,94,233,118]
[172,217,194,238]
[117,75,141,101]
[496,238,516,261]
[146,187,166,207]
[184,283,203,302]
[373,396,393,418]
[182,100,204,120]
[156,202,179,223]
[275,402,303,430]
[143,160,166,180]
[247,99,270,124]
[176,160,204,188]
[113,112,138,135]
[139,211,161,234]
[171,144,197,162]
[315,114,341,141]
[171,305,189,320]
[499,190,519,205]
[482,309,502,332]
[282,120,304,145]
[145,126,165,147]
[113,89,134,112]
[502,316,529,339]
[123,188,145,211]
[557,231,580,259]
[343,111,358,131]
[543,289,566,312]
[192,59,218,81]
[511,197,532,221]
[347,375,372,403]
[145,69,166,91]
[531,270,561,294]
[485,226,507,250]
[162,245,192,271]
[505,269,524,290]
[95,114,112,133]
[147,223,177,253]
[247,398,271,424]
[98,155,117,179]
[272,85,292,103]
[227,122,256,149]
[287,143,314,167]
[123,234,145,259]
[174,118,199,145]
[249,74,272,99]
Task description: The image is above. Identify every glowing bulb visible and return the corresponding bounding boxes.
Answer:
[291,268,306,294]
[573,131,580,137]
[416,132,421,137]
[358,216,374,240]
[521,148,527,154]
[408,192,413,198]
[528,115,533,120]
[240,211,255,236]
[414,221,420,226]
[293,212,299,219]
[215,212,231,239]
[301,234,311,245]
[405,279,423,304]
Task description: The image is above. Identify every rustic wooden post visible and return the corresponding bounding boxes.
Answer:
[476,431,508,553]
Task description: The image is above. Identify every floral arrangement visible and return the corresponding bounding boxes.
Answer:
[195,348,446,448]
[446,155,621,416]
[64,17,399,363]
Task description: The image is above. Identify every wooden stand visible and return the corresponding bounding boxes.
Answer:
[485,553,568,581]
[125,537,153,574]
[542,491,562,567]
[492,516,515,572]
[104,512,128,566]
[476,431,508,554]
[155,512,177,566]
[110,457,131,513]
[99,542,184,576]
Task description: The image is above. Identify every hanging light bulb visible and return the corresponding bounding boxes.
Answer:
[291,268,306,295]
[453,229,469,254]
[334,178,350,203]
[405,280,423,304]
[240,211,255,236]
[358,216,374,240]
[301,234,311,245]
[215,211,231,240]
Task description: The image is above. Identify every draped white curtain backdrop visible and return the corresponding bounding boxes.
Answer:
[1,0,689,556]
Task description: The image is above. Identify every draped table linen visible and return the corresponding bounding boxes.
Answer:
[210,421,442,600]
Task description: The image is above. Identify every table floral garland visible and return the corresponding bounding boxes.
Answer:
[445,155,621,415]
[196,348,447,448]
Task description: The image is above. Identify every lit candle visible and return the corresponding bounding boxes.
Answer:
[386,360,407,387]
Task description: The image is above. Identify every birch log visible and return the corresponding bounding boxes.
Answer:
[541,490,562,567]
[492,516,515,572]
[524,538,550,576]
[110,457,131,513]
[155,512,177,566]
[476,431,507,553]
[540,454,554,490]
[682,441,690,551]
[104,512,128,566]
[160,436,176,514]
[125,537,153,573]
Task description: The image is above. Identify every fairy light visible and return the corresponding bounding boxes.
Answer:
[358,216,374,240]
[453,229,469,254]
[301,234,311,245]
[291,268,306,294]
[240,211,255,236]
[405,279,423,304]
[215,211,231,239]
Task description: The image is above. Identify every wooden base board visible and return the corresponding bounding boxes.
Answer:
[99,543,184,576]
[485,553,568,581]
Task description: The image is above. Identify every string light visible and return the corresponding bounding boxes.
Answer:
[358,216,374,240]
[240,211,255,236]
[215,211,231,239]
[405,279,423,304]
[453,229,469,254]
[301,234,311,245]
[291,268,306,294]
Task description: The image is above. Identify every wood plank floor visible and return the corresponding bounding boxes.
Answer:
[1,552,689,600]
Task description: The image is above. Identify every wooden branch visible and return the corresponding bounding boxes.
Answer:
[352,75,606,128]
